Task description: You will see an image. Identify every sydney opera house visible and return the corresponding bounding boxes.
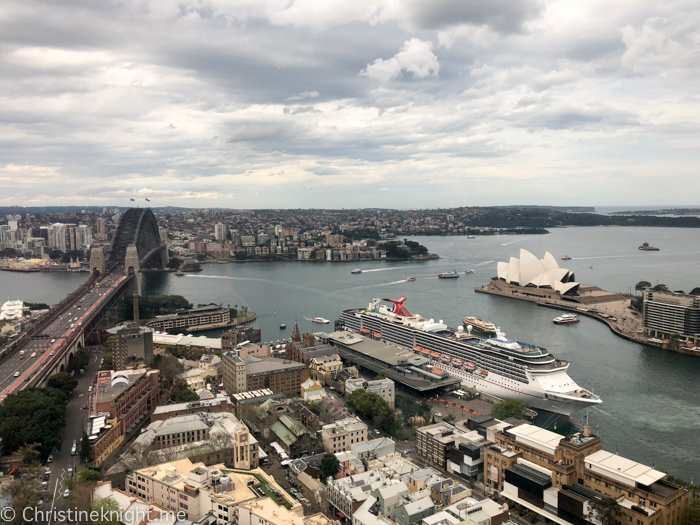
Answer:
[497,249,580,295]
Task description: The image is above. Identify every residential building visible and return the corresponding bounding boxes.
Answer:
[126,459,298,523]
[446,429,489,481]
[87,369,160,467]
[345,377,395,408]
[222,326,262,351]
[643,291,700,344]
[335,451,365,478]
[444,497,510,525]
[93,481,217,525]
[371,481,410,520]
[327,470,394,520]
[322,417,368,454]
[236,497,332,525]
[416,422,459,470]
[429,478,470,507]
[270,414,319,459]
[351,438,396,465]
[394,496,435,525]
[353,496,396,525]
[215,222,227,241]
[487,424,691,525]
[222,352,247,394]
[301,378,324,399]
[146,304,231,332]
[309,354,343,382]
[151,396,233,422]
[245,356,308,394]
[285,327,337,365]
[112,321,154,370]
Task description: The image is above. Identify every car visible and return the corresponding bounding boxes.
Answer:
[88,386,93,392]
[20,355,24,360]
[31,352,36,358]
[13,371,20,377]
[37,500,43,507]
[67,466,73,477]
[50,351,55,356]
[43,473,50,482]
[51,339,56,343]
[19,350,25,355]
[374,429,381,435]
[64,488,70,498]
[434,412,442,417]
[79,369,84,374]
[41,480,48,490]
[82,404,87,410]
[24,376,30,382]
[47,455,54,463]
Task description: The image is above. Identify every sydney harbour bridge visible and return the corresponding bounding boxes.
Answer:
[0,208,168,401]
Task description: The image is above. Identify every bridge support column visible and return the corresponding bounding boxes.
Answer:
[90,246,106,277]
[125,244,141,296]
[160,244,169,270]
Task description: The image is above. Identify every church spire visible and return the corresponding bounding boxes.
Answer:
[292,318,301,342]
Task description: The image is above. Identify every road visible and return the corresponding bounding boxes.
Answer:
[0,271,124,398]
[45,346,102,525]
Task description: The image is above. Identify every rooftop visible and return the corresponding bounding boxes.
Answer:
[401,495,434,515]
[506,424,564,456]
[585,450,667,489]
[96,369,150,404]
[245,356,305,375]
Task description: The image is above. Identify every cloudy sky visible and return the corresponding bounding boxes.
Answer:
[1,0,699,208]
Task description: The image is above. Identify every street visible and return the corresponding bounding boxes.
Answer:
[44,346,102,525]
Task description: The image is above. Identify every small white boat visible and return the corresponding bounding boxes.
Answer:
[311,317,330,324]
[464,269,474,274]
[554,313,579,325]
[351,268,362,274]
[406,277,416,281]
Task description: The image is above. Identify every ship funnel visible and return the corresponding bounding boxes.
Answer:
[467,325,473,334]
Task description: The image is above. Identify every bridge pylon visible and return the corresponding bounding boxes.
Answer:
[125,244,141,296]
[90,245,106,277]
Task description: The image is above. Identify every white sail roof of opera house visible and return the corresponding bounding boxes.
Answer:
[497,249,579,295]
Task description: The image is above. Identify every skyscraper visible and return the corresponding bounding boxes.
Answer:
[215,222,227,241]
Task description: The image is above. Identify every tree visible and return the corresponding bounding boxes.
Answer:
[80,432,92,462]
[18,443,41,465]
[67,347,90,373]
[490,399,529,420]
[635,281,652,293]
[651,283,669,292]
[78,469,102,484]
[154,355,184,388]
[92,497,122,525]
[690,287,700,296]
[587,496,622,525]
[234,251,248,260]
[444,414,456,423]
[167,257,182,269]
[170,385,199,402]
[681,499,700,525]
[0,388,68,460]
[320,453,341,482]
[47,373,79,396]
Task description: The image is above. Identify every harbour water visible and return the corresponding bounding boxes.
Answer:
[1,226,699,479]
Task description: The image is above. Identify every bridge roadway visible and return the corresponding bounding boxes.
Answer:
[0,270,131,402]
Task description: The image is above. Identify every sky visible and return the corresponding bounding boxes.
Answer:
[1,0,699,209]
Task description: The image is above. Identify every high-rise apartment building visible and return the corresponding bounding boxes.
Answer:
[215,222,227,241]
[643,291,700,344]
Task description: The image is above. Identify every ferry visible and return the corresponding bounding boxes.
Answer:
[553,313,579,325]
[406,277,416,281]
[338,297,601,416]
[463,316,497,335]
[176,270,186,276]
[351,268,362,274]
[438,271,459,279]
[311,317,330,324]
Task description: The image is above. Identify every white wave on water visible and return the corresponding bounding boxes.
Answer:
[182,273,317,293]
[572,251,700,261]
[360,267,402,273]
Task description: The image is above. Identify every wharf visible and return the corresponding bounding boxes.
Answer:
[475,279,661,349]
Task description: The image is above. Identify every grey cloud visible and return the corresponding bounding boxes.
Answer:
[283,106,322,114]
[402,0,543,33]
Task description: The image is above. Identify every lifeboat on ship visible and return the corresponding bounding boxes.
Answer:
[480,370,489,376]
[466,362,476,369]
[453,359,463,366]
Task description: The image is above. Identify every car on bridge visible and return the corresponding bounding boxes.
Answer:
[13,372,19,378]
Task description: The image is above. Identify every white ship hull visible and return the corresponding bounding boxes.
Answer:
[428,360,593,416]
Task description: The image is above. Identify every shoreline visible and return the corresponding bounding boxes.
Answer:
[475,281,700,358]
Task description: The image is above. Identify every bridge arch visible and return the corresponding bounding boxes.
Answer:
[108,208,167,270]
[60,364,65,372]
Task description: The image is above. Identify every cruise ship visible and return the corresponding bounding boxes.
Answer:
[338,297,601,416]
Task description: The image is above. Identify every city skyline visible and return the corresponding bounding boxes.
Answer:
[1,1,699,208]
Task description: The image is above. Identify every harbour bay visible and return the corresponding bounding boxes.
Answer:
[1,225,699,479]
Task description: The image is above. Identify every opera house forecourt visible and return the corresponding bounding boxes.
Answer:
[497,250,580,295]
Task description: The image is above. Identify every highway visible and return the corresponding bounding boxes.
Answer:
[0,270,127,400]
